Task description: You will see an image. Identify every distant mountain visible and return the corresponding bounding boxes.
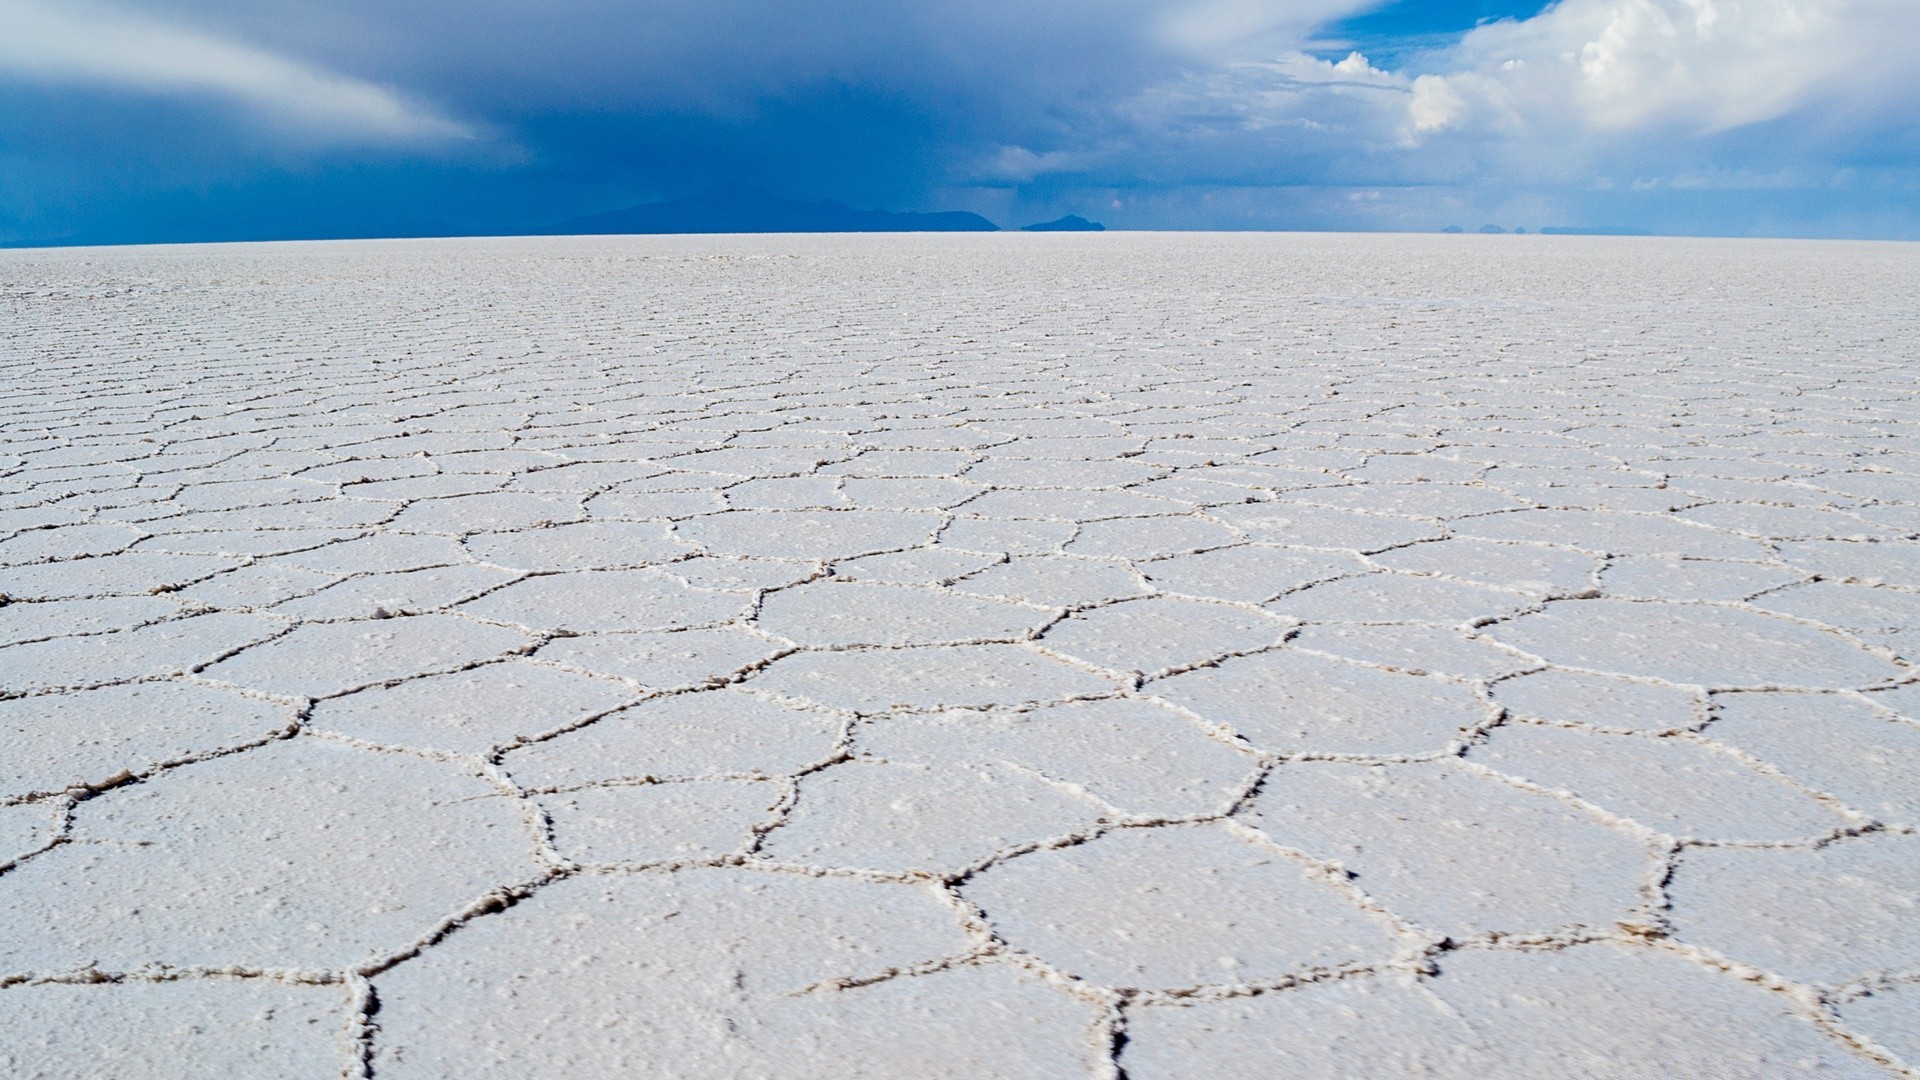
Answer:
[1021,215,1105,232]
[550,184,998,234]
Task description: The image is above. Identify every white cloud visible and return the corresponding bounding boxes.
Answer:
[0,0,472,143]
[1407,0,1920,138]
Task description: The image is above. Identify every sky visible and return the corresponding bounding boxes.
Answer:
[2,0,1917,244]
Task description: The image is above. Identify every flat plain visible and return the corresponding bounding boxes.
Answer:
[1,232,1918,1077]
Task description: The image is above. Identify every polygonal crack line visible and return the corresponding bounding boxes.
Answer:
[1452,751,1897,860]
[1849,683,1920,724]
[1283,639,1544,687]
[1070,638,1291,693]
[0,603,208,652]
[1424,932,1911,1072]
[1463,614,1910,698]
[0,694,305,821]
[1676,727,1900,826]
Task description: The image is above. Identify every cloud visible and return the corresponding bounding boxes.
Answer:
[1,0,1916,241]
[0,0,472,143]
[1405,0,1920,138]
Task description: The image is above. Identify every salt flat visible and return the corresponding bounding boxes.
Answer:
[1,233,1917,1077]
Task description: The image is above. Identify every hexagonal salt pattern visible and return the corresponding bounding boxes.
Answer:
[3,233,1916,1075]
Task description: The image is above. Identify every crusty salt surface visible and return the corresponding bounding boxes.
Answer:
[1,233,1916,1077]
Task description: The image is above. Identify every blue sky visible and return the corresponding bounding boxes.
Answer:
[2,0,1916,243]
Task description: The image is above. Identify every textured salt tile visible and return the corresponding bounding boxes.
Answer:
[1139,545,1367,602]
[1491,668,1702,732]
[757,581,1048,646]
[0,595,180,646]
[1297,483,1528,520]
[964,458,1161,488]
[1486,598,1902,688]
[140,499,396,532]
[1454,509,1768,559]
[585,488,728,519]
[1422,943,1881,1076]
[1869,683,1920,720]
[0,522,145,563]
[459,568,747,633]
[724,476,849,510]
[1119,975,1484,1079]
[171,478,333,512]
[863,699,1255,817]
[1039,595,1289,673]
[172,561,338,609]
[464,520,692,571]
[276,533,468,574]
[0,551,240,600]
[1776,540,1920,589]
[955,555,1146,606]
[0,800,61,862]
[1290,624,1533,679]
[1811,472,1920,502]
[1599,556,1807,601]
[839,476,984,510]
[0,506,87,533]
[0,738,536,971]
[964,823,1403,989]
[533,626,786,688]
[538,779,780,862]
[346,473,504,500]
[140,527,363,558]
[389,492,587,534]
[823,449,979,477]
[1154,649,1485,755]
[1706,693,1920,823]
[1470,725,1848,841]
[0,612,281,694]
[960,489,1188,521]
[936,516,1078,555]
[270,563,519,619]
[750,644,1117,712]
[1668,833,1920,985]
[1209,502,1440,552]
[1679,502,1891,540]
[833,548,998,584]
[764,759,1099,873]
[432,449,561,473]
[310,659,637,752]
[200,613,530,698]
[298,457,438,483]
[1836,982,1920,1067]
[1852,503,1920,534]
[503,688,841,787]
[1063,515,1241,559]
[0,980,345,1080]
[1246,762,1647,937]
[677,509,942,558]
[1368,538,1599,596]
[655,555,816,590]
[739,964,1106,1077]
[1267,573,1534,624]
[0,681,293,797]
[1752,581,1920,653]
[370,869,977,1075]
[511,461,667,491]
[666,447,847,476]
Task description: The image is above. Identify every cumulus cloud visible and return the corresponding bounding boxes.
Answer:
[0,0,472,143]
[1405,0,1920,138]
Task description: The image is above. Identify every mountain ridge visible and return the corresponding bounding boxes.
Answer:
[551,184,999,234]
